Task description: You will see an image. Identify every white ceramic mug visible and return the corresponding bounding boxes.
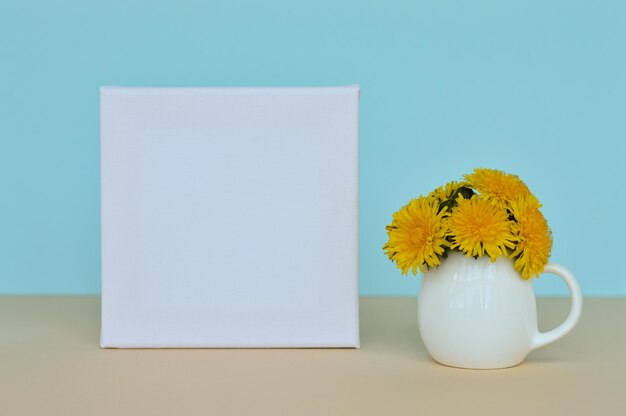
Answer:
[417,251,582,369]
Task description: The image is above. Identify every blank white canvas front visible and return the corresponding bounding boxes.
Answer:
[100,86,360,348]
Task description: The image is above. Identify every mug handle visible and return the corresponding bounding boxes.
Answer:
[531,263,583,350]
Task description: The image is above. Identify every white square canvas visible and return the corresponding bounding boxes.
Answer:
[100,86,360,348]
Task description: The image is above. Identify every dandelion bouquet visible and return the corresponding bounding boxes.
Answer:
[383,168,552,279]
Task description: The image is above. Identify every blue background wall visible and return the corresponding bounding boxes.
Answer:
[1,0,624,296]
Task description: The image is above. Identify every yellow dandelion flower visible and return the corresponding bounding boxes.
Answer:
[448,196,517,261]
[383,196,448,275]
[464,168,537,209]
[509,195,553,279]
[427,180,470,203]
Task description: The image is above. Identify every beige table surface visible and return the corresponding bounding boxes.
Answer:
[1,296,625,415]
